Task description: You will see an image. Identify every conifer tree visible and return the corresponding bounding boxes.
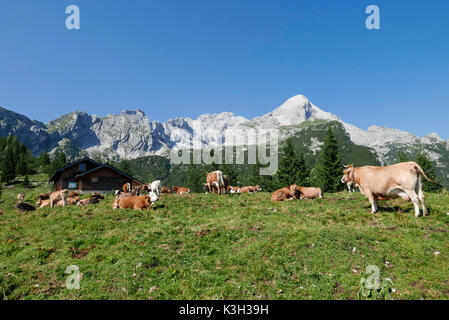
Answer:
[397,150,408,163]
[315,127,342,192]
[186,164,205,193]
[1,146,16,183]
[295,153,310,187]
[415,151,441,192]
[273,138,300,188]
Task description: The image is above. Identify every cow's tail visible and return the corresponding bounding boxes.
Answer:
[414,163,444,189]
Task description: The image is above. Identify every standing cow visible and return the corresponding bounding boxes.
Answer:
[149,180,162,196]
[206,171,225,194]
[341,162,443,217]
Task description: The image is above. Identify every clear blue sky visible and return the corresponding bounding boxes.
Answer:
[1,0,448,139]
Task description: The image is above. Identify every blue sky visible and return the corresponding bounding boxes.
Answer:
[0,0,448,139]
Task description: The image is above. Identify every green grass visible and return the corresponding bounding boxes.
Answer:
[1,176,449,300]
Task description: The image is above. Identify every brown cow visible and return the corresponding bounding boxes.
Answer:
[341,162,443,217]
[240,185,262,193]
[172,186,190,194]
[113,193,159,211]
[38,192,51,201]
[229,186,241,194]
[271,184,300,202]
[50,189,69,208]
[206,171,225,194]
[161,187,171,194]
[298,186,323,199]
[122,183,132,193]
[222,175,230,193]
[77,197,100,206]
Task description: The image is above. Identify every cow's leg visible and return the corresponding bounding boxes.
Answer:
[417,179,429,216]
[347,184,352,193]
[366,193,378,213]
[404,189,421,217]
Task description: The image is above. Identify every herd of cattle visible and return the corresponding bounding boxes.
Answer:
[12,161,444,218]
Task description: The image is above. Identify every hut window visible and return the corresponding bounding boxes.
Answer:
[91,177,99,183]
[79,163,86,171]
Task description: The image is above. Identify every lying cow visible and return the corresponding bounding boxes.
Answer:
[161,187,171,194]
[271,184,300,202]
[77,197,100,206]
[341,162,443,217]
[113,193,159,211]
[298,186,323,199]
[229,186,241,194]
[38,192,51,201]
[172,186,190,194]
[240,185,262,193]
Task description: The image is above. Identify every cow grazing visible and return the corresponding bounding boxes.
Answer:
[341,162,443,217]
[298,186,323,200]
[113,193,159,211]
[149,180,162,196]
[171,186,190,195]
[271,184,300,202]
[50,190,69,208]
[206,171,225,194]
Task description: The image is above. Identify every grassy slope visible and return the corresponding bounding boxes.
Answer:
[1,178,449,300]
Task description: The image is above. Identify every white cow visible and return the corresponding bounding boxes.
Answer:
[149,180,161,196]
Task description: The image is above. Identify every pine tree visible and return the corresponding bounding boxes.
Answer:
[1,146,16,183]
[48,152,67,177]
[186,164,205,193]
[397,150,408,163]
[219,163,238,186]
[250,158,274,191]
[23,175,30,187]
[273,138,300,189]
[415,151,441,192]
[315,127,342,192]
[118,159,133,176]
[295,153,310,187]
[16,154,28,176]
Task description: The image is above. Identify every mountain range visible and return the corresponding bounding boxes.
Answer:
[1,94,448,185]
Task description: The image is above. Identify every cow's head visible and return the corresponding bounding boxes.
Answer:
[148,191,159,203]
[341,165,355,184]
[171,186,178,192]
[255,185,262,192]
[289,184,299,197]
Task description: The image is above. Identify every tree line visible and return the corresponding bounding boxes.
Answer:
[0,134,68,185]
[0,132,443,194]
